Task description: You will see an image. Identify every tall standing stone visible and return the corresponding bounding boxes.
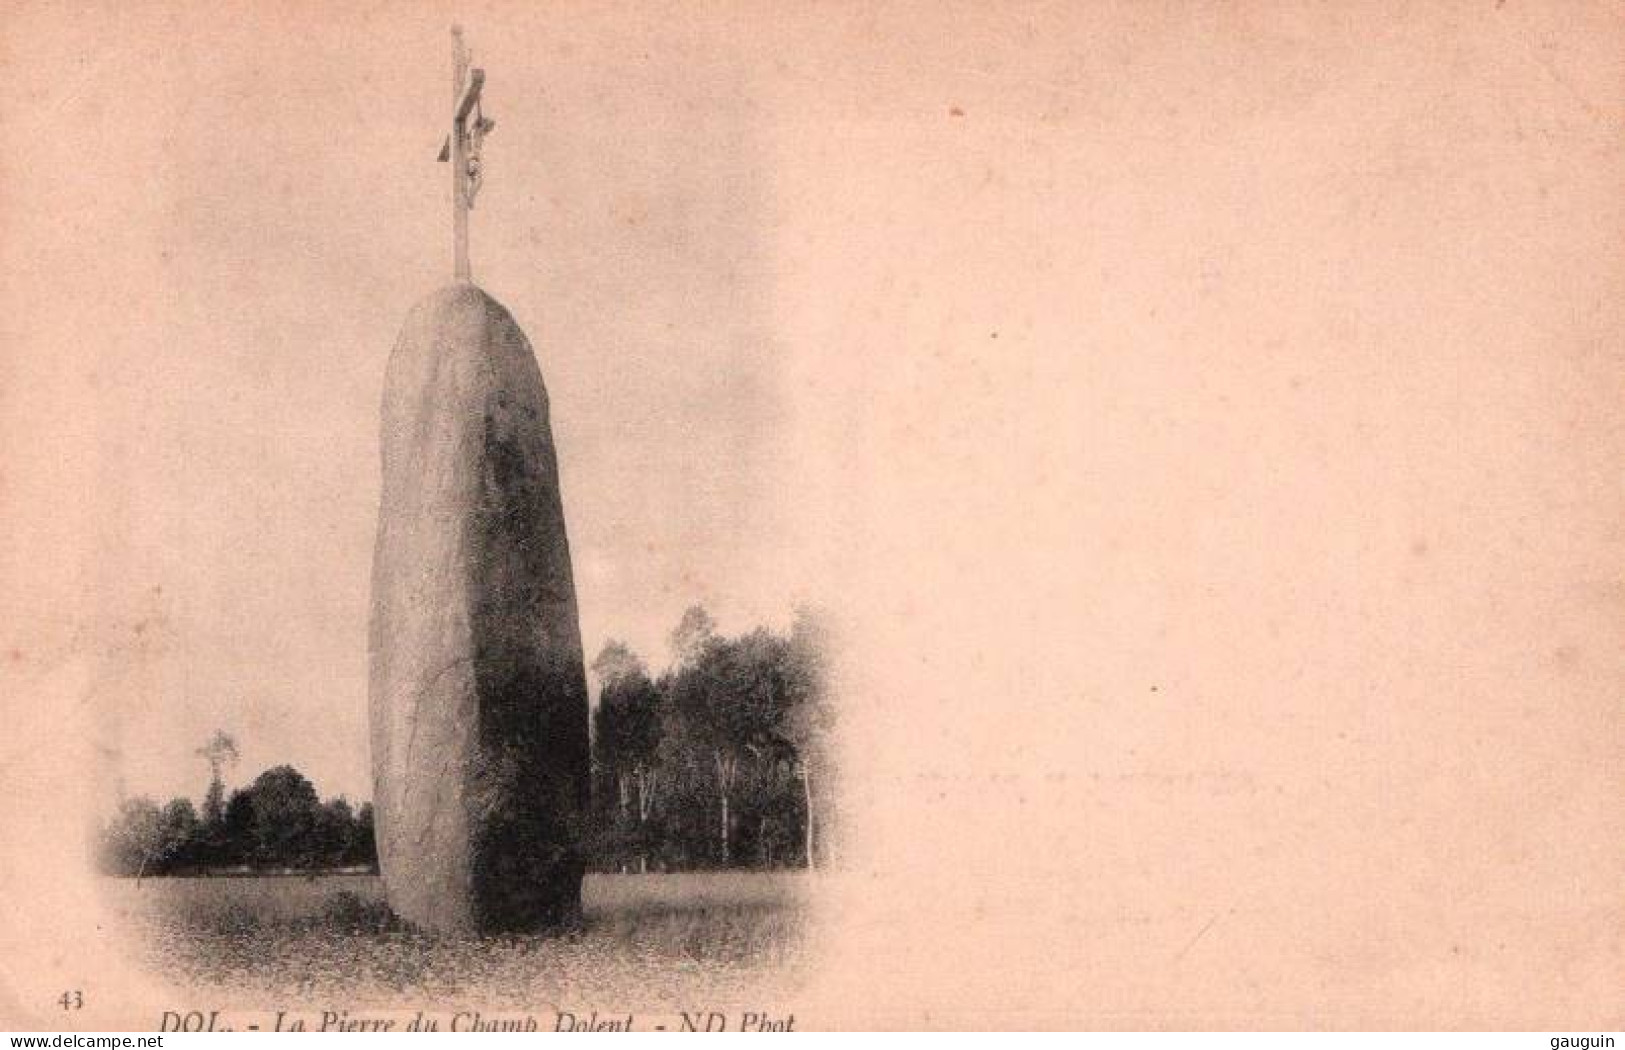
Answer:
[368,282,589,933]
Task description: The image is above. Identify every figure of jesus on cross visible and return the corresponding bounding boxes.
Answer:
[438,26,494,282]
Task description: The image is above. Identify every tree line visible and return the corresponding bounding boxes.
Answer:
[94,605,835,876]
[588,605,836,872]
[94,729,377,876]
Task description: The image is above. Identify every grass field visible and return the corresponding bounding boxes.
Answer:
[104,873,809,1007]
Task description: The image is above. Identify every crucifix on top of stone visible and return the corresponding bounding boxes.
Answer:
[437,25,495,282]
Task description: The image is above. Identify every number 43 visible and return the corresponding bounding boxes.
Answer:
[59,990,83,1010]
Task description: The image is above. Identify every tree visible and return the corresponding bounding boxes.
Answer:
[97,797,164,877]
[738,750,799,868]
[194,730,240,827]
[312,797,355,869]
[665,628,791,867]
[591,641,663,872]
[350,802,378,871]
[591,639,646,687]
[156,797,201,872]
[245,765,320,867]
[220,788,255,865]
[668,605,716,667]
[783,606,836,869]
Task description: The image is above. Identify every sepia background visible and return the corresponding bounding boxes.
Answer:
[1,0,1621,1029]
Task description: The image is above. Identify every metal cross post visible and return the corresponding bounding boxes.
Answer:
[439,26,493,282]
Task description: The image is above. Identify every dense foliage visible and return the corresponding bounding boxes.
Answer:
[94,606,835,876]
[95,765,377,875]
[589,606,836,873]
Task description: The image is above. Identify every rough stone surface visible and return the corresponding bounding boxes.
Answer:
[368,283,589,934]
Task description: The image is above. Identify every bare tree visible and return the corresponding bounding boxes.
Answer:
[195,730,240,825]
[783,607,835,870]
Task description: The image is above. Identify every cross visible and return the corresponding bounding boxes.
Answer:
[437,26,494,282]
